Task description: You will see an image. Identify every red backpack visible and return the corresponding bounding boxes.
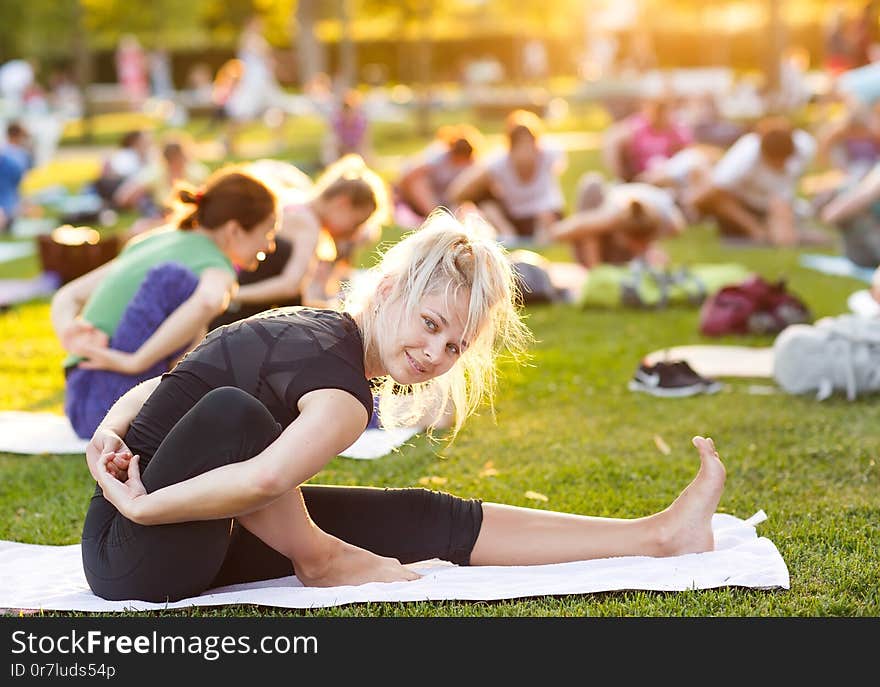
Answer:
[699,275,811,336]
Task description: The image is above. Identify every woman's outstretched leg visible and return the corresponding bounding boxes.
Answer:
[212,436,724,588]
[469,436,726,565]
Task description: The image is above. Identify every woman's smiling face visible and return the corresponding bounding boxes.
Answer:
[378,287,472,385]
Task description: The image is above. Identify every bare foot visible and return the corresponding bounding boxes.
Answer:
[655,436,726,556]
[295,538,421,588]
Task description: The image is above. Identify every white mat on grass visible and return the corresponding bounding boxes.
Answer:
[0,241,35,264]
[0,411,420,460]
[644,345,774,379]
[799,253,876,283]
[0,511,787,612]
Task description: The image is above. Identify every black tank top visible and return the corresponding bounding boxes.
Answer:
[124,307,373,459]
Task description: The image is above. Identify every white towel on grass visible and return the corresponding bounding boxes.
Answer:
[0,512,788,612]
[0,411,420,460]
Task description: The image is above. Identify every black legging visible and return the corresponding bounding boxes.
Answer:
[81,387,483,602]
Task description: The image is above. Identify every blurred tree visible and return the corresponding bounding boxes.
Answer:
[360,0,421,83]
[71,1,95,142]
[83,0,206,49]
[0,0,868,95]
[766,0,785,92]
[294,0,326,86]
[0,0,27,63]
[201,0,258,46]
[360,0,433,132]
[0,0,83,63]
[338,0,356,89]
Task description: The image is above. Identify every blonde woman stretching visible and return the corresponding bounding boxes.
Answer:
[87,211,726,602]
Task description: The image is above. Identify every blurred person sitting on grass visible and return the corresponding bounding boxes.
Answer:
[550,172,686,268]
[448,109,566,245]
[820,156,880,268]
[816,101,880,181]
[124,138,211,236]
[0,121,34,234]
[51,167,279,439]
[321,89,373,167]
[92,130,155,214]
[692,116,818,246]
[602,96,693,183]
[394,123,483,225]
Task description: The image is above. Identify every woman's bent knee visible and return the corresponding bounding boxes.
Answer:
[186,387,281,450]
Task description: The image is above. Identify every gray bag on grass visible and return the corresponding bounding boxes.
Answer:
[773,314,880,400]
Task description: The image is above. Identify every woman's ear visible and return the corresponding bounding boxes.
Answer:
[376,274,394,301]
[222,219,245,238]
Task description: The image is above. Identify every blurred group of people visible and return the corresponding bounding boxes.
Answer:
[24,74,880,278]
[387,100,816,272]
[51,152,390,438]
[49,83,880,446]
[6,7,879,459]
[0,57,82,169]
[184,16,375,162]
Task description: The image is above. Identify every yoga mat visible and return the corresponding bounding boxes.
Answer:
[0,511,788,612]
[0,240,35,264]
[799,254,876,283]
[0,411,88,455]
[9,217,57,239]
[0,272,60,307]
[0,411,421,460]
[644,345,774,379]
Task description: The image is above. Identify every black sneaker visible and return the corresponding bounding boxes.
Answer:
[669,361,723,395]
[628,360,722,397]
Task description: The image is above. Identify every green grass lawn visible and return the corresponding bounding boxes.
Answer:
[0,108,878,617]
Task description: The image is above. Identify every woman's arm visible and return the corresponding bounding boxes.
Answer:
[447,164,492,205]
[821,165,880,224]
[98,375,162,437]
[550,202,623,242]
[50,260,116,354]
[815,119,847,168]
[601,121,633,180]
[97,388,368,526]
[577,236,603,268]
[397,163,438,216]
[658,200,687,237]
[233,209,320,305]
[78,267,235,374]
[86,376,161,481]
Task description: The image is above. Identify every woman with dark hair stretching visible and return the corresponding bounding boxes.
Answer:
[51,166,279,438]
[86,211,727,602]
